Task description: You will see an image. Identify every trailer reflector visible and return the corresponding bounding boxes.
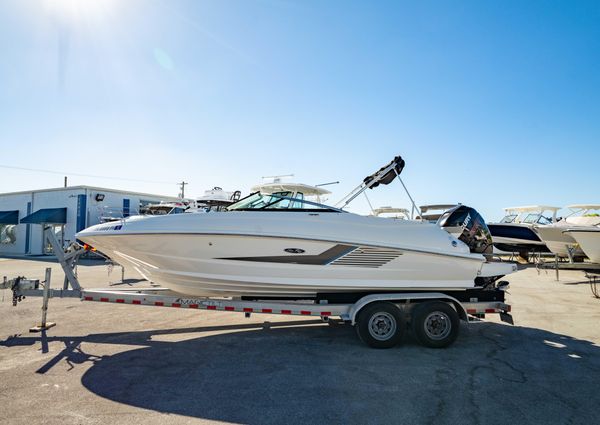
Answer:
[300,310,311,315]
[207,305,216,310]
[100,297,109,302]
[243,308,253,313]
[172,303,181,308]
[281,309,292,314]
[132,300,141,305]
[84,296,93,301]
[225,306,235,311]
[116,299,125,303]
[155,301,164,306]
[320,312,331,316]
[189,304,199,309]
[262,308,272,313]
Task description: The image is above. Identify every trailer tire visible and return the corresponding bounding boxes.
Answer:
[411,301,459,348]
[355,302,405,349]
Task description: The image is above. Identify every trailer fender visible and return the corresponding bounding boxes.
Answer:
[347,292,468,325]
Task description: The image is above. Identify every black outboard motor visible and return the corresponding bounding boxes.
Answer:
[437,205,493,256]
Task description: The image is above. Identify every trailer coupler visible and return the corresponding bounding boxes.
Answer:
[2,276,40,306]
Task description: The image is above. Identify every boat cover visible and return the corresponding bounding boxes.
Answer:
[20,208,67,224]
[364,156,405,188]
[0,210,19,225]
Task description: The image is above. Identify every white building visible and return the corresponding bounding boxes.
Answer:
[0,186,179,256]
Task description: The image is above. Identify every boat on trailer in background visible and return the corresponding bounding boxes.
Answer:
[533,204,600,261]
[487,205,560,261]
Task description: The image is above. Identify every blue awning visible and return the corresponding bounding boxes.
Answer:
[0,210,19,225]
[20,208,67,224]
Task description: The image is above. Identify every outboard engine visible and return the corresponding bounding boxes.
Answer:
[437,205,493,255]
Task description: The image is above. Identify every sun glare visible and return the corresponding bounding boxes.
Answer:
[44,0,118,22]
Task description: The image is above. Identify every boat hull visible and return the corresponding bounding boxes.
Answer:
[564,229,600,263]
[80,233,488,297]
[533,225,585,258]
[77,212,514,298]
[487,223,550,254]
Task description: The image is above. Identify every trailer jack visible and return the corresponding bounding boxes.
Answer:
[1,225,84,331]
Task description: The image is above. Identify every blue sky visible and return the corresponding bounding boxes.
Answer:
[0,0,598,220]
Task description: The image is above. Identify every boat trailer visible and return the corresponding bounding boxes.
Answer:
[537,256,600,298]
[2,225,513,348]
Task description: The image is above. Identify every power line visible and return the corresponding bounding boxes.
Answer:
[0,164,178,186]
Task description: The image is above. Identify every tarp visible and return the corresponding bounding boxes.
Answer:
[20,207,67,224]
[0,210,19,225]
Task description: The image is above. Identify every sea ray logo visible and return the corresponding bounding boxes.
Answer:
[284,248,305,254]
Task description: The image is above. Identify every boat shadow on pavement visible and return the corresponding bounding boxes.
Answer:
[2,320,600,425]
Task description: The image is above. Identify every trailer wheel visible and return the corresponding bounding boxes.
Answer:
[355,302,405,349]
[411,301,459,348]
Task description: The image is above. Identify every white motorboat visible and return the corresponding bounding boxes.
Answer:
[417,204,459,223]
[140,200,196,216]
[196,187,241,212]
[138,187,241,216]
[487,205,560,258]
[371,206,410,220]
[563,227,600,263]
[533,205,600,259]
[76,157,516,298]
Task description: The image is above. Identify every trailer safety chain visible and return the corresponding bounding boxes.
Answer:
[11,278,24,306]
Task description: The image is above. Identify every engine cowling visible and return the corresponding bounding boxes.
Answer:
[437,205,493,255]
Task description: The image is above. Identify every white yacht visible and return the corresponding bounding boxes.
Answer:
[487,205,560,258]
[533,205,600,259]
[76,157,516,298]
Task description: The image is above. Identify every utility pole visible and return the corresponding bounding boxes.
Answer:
[64,176,67,187]
[178,181,188,199]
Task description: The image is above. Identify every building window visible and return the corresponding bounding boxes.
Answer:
[0,225,16,244]
[44,225,64,254]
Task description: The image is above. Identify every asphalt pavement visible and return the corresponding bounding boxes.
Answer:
[1,258,599,425]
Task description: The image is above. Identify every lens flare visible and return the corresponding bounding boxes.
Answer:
[44,0,118,22]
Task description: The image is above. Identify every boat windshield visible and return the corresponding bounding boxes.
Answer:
[500,214,517,223]
[227,192,342,212]
[522,213,552,225]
